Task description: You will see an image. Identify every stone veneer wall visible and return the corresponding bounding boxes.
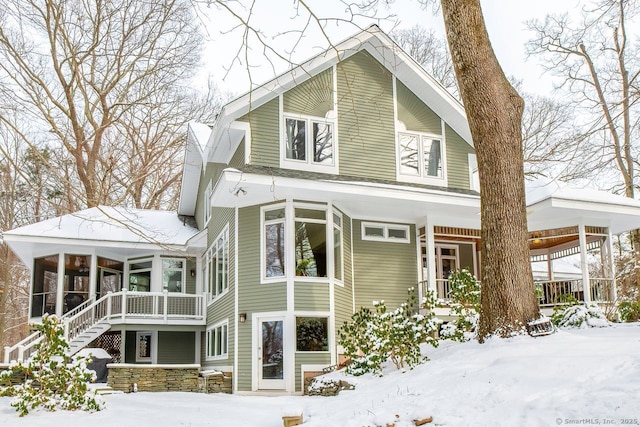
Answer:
[107,364,232,394]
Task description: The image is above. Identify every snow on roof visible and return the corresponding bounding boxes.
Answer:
[188,121,212,154]
[4,206,199,246]
[526,178,640,208]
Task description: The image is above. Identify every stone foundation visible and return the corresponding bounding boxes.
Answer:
[107,364,232,393]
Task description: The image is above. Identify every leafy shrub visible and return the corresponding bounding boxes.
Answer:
[439,269,480,342]
[338,288,441,376]
[550,294,609,328]
[0,314,104,416]
[619,301,640,322]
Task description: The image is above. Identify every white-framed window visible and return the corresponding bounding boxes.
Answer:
[206,320,228,360]
[203,180,213,224]
[361,222,410,243]
[294,207,327,278]
[397,131,446,184]
[136,331,154,362]
[295,316,329,352]
[207,225,229,301]
[468,153,480,192]
[161,258,185,293]
[262,206,286,280]
[261,203,343,283]
[282,113,335,172]
[333,212,343,283]
[128,258,152,292]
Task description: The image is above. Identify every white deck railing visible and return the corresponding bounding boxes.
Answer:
[4,290,206,364]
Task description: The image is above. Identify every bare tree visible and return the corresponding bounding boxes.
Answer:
[392,25,459,98]
[526,0,639,205]
[0,0,218,211]
[440,0,539,340]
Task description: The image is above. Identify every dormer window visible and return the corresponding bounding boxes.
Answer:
[397,131,447,185]
[282,114,336,173]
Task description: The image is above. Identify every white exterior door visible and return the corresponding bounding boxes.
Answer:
[256,315,286,390]
[435,243,459,299]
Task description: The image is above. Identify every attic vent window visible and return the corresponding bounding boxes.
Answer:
[282,114,335,172]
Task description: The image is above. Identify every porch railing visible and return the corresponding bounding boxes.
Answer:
[4,290,205,364]
[589,278,614,302]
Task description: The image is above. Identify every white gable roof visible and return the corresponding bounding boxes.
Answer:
[4,206,201,265]
[177,121,210,216]
[205,25,471,164]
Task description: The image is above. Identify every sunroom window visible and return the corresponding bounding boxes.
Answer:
[398,132,444,180]
[295,208,327,278]
[264,208,286,279]
[283,115,334,168]
[161,258,185,293]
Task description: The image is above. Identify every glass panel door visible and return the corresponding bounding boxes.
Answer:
[258,317,285,390]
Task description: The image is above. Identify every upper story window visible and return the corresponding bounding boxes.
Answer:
[203,180,212,224]
[161,258,185,293]
[397,131,446,185]
[128,259,152,292]
[468,153,480,192]
[207,226,229,301]
[261,203,342,283]
[282,114,336,173]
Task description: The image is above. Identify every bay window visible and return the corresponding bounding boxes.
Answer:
[261,204,343,282]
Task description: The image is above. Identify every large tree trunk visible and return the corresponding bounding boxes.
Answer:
[441,0,539,341]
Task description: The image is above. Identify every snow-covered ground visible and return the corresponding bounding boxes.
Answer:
[2,324,639,427]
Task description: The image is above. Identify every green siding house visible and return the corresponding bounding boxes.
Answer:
[5,25,640,395]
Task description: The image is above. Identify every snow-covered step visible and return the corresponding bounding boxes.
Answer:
[68,323,111,356]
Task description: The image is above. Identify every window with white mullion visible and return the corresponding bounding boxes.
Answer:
[333,212,343,282]
[263,207,286,280]
[206,321,228,359]
[207,226,229,301]
[398,131,444,180]
[284,114,334,167]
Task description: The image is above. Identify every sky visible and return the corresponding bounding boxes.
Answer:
[197,0,579,98]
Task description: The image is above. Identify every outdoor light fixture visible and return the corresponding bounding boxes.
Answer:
[233,187,247,197]
[532,232,542,245]
[239,313,247,323]
[190,269,196,277]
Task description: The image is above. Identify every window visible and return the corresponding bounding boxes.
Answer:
[206,321,228,359]
[207,226,229,301]
[283,115,334,169]
[295,208,327,278]
[136,331,153,362]
[468,153,480,192]
[128,259,152,292]
[362,222,410,243]
[261,203,342,282]
[263,207,286,279]
[333,212,343,282]
[204,180,213,224]
[398,132,444,181]
[296,317,328,351]
[162,258,185,293]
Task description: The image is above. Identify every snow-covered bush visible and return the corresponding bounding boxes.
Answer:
[338,288,441,376]
[551,295,609,328]
[619,300,640,322]
[439,269,480,341]
[0,314,104,416]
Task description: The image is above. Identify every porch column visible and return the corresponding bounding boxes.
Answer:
[424,217,437,299]
[89,252,98,300]
[606,228,618,302]
[546,250,554,281]
[578,224,592,304]
[56,252,65,317]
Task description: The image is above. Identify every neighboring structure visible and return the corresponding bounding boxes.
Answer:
[4,25,640,394]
